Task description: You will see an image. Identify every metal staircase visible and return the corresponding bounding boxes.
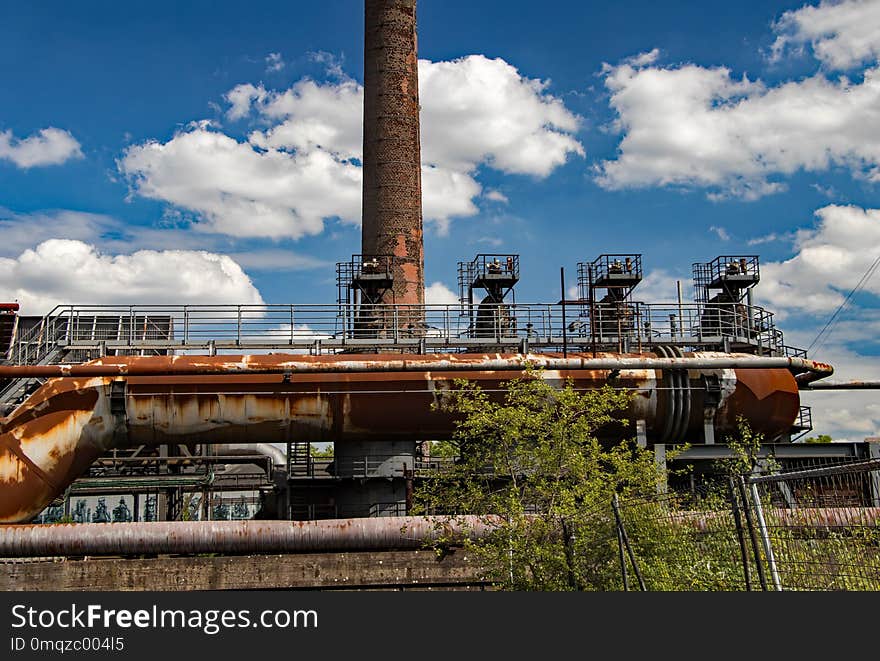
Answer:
[286,441,312,477]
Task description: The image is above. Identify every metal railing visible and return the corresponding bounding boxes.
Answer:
[6,301,792,361]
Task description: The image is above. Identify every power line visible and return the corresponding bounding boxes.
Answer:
[808,253,880,354]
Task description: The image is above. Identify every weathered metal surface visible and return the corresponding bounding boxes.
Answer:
[0,516,495,556]
[362,0,424,307]
[0,377,117,524]
[0,550,488,591]
[0,351,834,378]
[717,367,800,442]
[802,381,880,390]
[0,351,805,523]
[674,507,880,532]
[213,443,287,467]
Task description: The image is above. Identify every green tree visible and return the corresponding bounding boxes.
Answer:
[310,443,334,458]
[715,415,767,476]
[412,368,667,591]
[802,434,833,444]
[426,440,458,458]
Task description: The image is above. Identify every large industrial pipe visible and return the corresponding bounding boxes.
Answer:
[362,0,424,307]
[0,351,808,523]
[213,443,287,468]
[0,516,495,556]
[0,353,833,379]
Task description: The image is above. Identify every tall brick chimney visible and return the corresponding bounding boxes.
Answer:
[362,0,424,307]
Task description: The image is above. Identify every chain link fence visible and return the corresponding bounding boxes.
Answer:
[608,459,880,590]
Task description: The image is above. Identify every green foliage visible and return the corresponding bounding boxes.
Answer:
[412,368,668,591]
[426,440,458,458]
[802,434,833,444]
[310,443,334,458]
[716,415,773,476]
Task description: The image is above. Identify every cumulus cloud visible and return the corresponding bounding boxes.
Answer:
[249,77,363,157]
[772,0,880,70]
[634,269,685,303]
[0,127,83,168]
[756,205,880,315]
[596,1,880,200]
[0,240,263,314]
[121,55,582,239]
[596,58,880,198]
[225,83,268,121]
[419,55,583,177]
[774,326,880,440]
[119,122,362,239]
[425,282,459,305]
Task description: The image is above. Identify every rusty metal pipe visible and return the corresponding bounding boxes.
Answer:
[0,353,834,379]
[0,516,495,556]
[801,381,880,390]
[213,443,287,468]
[0,352,806,524]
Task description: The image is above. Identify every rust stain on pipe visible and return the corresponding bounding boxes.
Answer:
[0,516,498,556]
[0,352,803,524]
[0,352,834,379]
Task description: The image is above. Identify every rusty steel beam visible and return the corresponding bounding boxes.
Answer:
[362,0,424,307]
[0,352,834,379]
[0,516,495,556]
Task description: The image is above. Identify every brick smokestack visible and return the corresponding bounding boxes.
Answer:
[362,0,424,307]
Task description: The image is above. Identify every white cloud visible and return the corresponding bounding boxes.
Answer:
[425,282,459,306]
[119,123,362,239]
[0,240,263,314]
[625,49,661,68]
[225,83,268,121]
[265,52,285,73]
[756,205,880,315]
[596,52,880,199]
[484,189,509,204]
[777,329,880,441]
[122,55,583,239]
[419,55,583,177]
[811,182,838,198]
[472,235,503,248]
[709,225,730,241]
[747,231,789,246]
[227,249,329,272]
[772,0,880,70]
[248,77,363,157]
[634,269,685,303]
[0,209,115,256]
[421,165,481,234]
[0,127,82,168]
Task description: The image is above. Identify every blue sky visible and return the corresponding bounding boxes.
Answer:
[2,0,880,439]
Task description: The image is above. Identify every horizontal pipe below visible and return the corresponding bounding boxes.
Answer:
[2,508,874,557]
[0,516,494,557]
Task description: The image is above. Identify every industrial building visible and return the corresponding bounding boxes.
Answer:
[0,0,871,590]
